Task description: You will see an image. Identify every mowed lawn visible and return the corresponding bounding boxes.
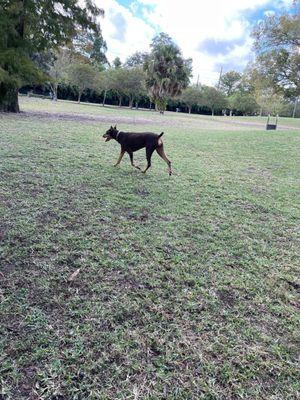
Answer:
[0,98,299,399]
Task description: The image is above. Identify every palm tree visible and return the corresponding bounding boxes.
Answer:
[144,33,192,113]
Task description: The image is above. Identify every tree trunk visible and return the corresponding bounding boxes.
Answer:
[78,92,82,103]
[51,83,58,101]
[135,101,139,110]
[229,110,232,116]
[259,107,262,117]
[53,83,58,101]
[292,97,298,118]
[188,106,191,114]
[0,83,20,112]
[211,107,214,116]
[102,90,107,107]
[129,98,134,109]
[118,96,122,107]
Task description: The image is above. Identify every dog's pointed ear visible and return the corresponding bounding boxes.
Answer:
[114,125,117,129]
[110,125,113,129]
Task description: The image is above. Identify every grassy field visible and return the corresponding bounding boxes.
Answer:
[1,97,300,399]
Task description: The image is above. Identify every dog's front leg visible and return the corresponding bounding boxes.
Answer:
[114,149,125,166]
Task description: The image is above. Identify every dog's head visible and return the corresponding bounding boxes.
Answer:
[103,125,118,142]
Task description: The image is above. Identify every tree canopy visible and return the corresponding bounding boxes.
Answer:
[67,62,97,103]
[73,29,108,68]
[180,86,203,113]
[252,11,300,101]
[202,86,227,116]
[219,71,242,96]
[144,33,192,113]
[0,0,103,111]
[124,52,148,68]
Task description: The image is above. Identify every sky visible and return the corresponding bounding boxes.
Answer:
[96,0,295,85]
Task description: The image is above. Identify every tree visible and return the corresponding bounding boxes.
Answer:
[255,50,300,101]
[122,67,147,108]
[96,69,112,106]
[107,67,127,106]
[228,92,259,115]
[180,86,203,114]
[73,29,108,68]
[144,33,192,113]
[0,0,103,112]
[68,63,97,103]
[252,12,300,52]
[202,86,227,116]
[243,64,281,116]
[252,10,300,116]
[113,57,122,69]
[47,49,73,101]
[219,71,242,96]
[125,52,148,68]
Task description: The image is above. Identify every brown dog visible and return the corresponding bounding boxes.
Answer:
[103,125,172,175]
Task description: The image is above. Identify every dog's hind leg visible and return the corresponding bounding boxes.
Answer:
[129,152,141,170]
[156,144,172,176]
[142,146,155,174]
[114,149,125,166]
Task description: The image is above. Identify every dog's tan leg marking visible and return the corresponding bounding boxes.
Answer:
[156,144,172,176]
[114,150,125,166]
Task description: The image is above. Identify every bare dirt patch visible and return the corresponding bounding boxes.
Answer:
[15,110,160,125]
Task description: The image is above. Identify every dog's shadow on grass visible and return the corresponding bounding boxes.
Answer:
[101,166,175,203]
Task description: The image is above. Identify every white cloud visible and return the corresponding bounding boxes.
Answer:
[264,9,276,16]
[96,0,294,85]
[95,0,155,63]
[134,0,273,84]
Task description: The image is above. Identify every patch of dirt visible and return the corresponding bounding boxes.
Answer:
[18,110,160,125]
[0,229,5,241]
[217,289,237,307]
[134,187,150,197]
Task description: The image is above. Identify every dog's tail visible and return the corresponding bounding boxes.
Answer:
[158,132,164,138]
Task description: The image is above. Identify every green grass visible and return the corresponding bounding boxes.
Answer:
[1,98,300,399]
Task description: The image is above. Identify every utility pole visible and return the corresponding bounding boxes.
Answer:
[196,74,199,87]
[217,66,223,90]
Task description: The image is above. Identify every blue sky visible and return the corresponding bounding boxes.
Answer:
[97,0,295,84]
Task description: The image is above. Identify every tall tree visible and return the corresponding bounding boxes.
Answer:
[252,9,300,116]
[0,0,103,112]
[121,67,147,108]
[219,71,242,96]
[48,50,72,101]
[113,57,122,69]
[180,86,203,114]
[68,62,97,103]
[228,92,259,115]
[96,69,111,106]
[144,33,192,113]
[108,67,127,106]
[124,52,148,68]
[73,29,108,68]
[202,86,227,116]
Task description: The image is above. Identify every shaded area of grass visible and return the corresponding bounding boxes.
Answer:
[0,99,300,399]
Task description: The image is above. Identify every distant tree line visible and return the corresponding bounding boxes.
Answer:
[1,0,299,117]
